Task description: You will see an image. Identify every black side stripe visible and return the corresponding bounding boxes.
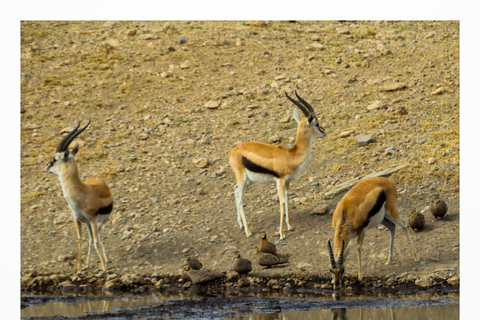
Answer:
[96,203,113,215]
[360,190,386,229]
[242,156,280,178]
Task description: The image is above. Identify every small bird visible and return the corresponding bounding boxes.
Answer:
[408,210,425,231]
[183,264,223,284]
[430,199,448,219]
[253,247,289,268]
[185,255,203,270]
[233,251,252,278]
[259,231,277,255]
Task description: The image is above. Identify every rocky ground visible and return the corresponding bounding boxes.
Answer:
[20,21,459,293]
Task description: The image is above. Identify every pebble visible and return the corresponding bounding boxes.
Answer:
[367,101,387,111]
[192,158,210,168]
[177,38,186,44]
[381,83,407,92]
[339,130,355,138]
[431,87,446,95]
[121,234,132,240]
[205,100,220,109]
[356,135,375,146]
[268,135,282,143]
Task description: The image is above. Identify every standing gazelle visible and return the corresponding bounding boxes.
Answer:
[229,91,327,240]
[327,177,419,291]
[46,120,113,273]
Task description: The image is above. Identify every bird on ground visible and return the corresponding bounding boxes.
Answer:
[183,264,223,284]
[430,199,448,219]
[259,231,277,255]
[253,247,289,268]
[408,210,425,231]
[233,251,252,278]
[185,255,203,270]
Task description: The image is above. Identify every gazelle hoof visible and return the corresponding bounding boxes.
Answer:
[288,226,295,231]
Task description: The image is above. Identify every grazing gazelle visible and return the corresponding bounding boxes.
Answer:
[45,120,113,273]
[327,177,419,291]
[229,91,326,240]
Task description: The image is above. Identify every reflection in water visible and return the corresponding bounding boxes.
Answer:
[21,291,459,319]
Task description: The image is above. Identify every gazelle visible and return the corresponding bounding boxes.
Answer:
[327,177,419,291]
[45,120,113,273]
[229,91,326,240]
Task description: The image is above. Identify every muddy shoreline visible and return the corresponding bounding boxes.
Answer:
[21,270,459,302]
[21,284,459,320]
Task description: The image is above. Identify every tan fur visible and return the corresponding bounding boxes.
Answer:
[47,133,113,274]
[229,100,326,240]
[328,177,418,290]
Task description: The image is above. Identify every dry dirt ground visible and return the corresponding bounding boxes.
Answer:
[20,21,459,290]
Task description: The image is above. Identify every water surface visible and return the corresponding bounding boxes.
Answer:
[21,291,459,319]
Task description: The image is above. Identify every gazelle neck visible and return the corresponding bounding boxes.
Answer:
[58,164,87,199]
[290,125,314,158]
[333,226,352,261]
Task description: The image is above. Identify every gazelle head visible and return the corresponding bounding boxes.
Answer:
[285,91,327,139]
[46,120,90,175]
[327,240,345,291]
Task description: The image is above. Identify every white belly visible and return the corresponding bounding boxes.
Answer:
[245,169,277,184]
[365,203,386,230]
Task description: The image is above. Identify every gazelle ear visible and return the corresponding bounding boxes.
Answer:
[307,113,315,127]
[71,142,79,156]
[293,108,302,124]
[62,149,70,161]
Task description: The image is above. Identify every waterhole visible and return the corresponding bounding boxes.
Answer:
[21,291,458,319]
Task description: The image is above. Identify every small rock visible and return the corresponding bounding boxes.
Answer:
[393,106,408,115]
[336,28,350,35]
[138,133,149,140]
[126,29,137,36]
[205,100,220,109]
[121,234,132,240]
[356,135,375,146]
[367,101,387,111]
[339,130,355,138]
[139,34,159,40]
[447,276,459,286]
[310,43,325,51]
[311,204,330,215]
[268,135,282,143]
[177,38,186,44]
[431,87,446,95]
[192,158,210,168]
[381,83,408,92]
[427,157,437,165]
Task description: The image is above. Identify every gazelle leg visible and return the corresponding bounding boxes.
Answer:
[386,210,419,262]
[284,181,294,231]
[235,178,251,237]
[396,219,419,261]
[381,217,396,265]
[85,222,94,269]
[97,222,110,263]
[73,219,83,274]
[276,178,287,240]
[90,222,107,272]
[357,229,366,281]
